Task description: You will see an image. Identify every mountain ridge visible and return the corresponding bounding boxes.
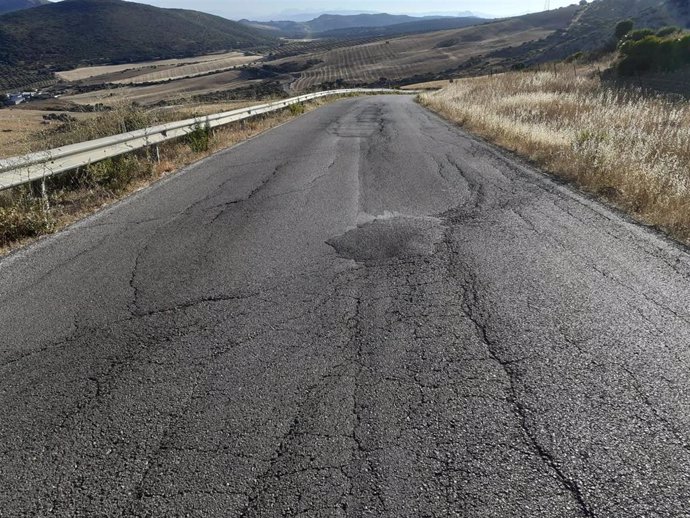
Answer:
[239,13,471,38]
[0,0,273,69]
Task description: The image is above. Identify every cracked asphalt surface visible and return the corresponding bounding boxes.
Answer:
[2,95,690,517]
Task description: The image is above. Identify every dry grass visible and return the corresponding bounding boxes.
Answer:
[28,104,186,152]
[0,101,258,160]
[0,97,334,255]
[401,80,451,90]
[0,109,99,158]
[420,70,690,242]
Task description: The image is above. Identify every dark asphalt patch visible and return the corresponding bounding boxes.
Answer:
[326,215,444,262]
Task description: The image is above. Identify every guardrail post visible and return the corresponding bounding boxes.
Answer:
[40,176,50,212]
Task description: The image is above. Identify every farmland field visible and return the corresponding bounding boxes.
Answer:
[267,37,381,60]
[110,55,259,84]
[287,27,554,90]
[275,7,579,91]
[56,52,260,83]
[0,65,57,94]
[62,70,257,106]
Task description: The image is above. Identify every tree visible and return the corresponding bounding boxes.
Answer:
[615,19,634,40]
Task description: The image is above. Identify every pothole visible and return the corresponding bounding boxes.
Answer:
[326,214,444,262]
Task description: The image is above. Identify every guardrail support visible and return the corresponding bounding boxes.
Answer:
[39,177,50,212]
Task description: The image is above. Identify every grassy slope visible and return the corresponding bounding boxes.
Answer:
[0,0,274,68]
[493,0,690,65]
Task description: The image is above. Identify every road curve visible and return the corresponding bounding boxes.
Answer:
[1,95,690,517]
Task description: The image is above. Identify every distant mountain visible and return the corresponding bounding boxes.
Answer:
[240,13,457,38]
[270,10,383,22]
[256,10,494,22]
[403,10,495,18]
[307,13,452,32]
[0,0,274,69]
[0,0,49,15]
[317,16,485,39]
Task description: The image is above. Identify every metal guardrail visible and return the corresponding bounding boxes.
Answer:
[0,88,409,191]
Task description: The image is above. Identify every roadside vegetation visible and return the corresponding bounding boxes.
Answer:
[420,69,690,242]
[614,20,690,75]
[28,104,186,151]
[0,99,321,254]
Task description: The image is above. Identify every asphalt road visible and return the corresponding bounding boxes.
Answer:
[2,95,690,517]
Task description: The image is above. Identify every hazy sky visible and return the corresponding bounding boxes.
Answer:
[134,0,578,20]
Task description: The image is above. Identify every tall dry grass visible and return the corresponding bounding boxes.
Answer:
[420,70,690,241]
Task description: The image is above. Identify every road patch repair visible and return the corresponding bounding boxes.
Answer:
[327,213,445,262]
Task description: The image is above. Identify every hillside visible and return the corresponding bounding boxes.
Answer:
[240,13,456,38]
[0,0,49,15]
[268,5,581,91]
[491,0,690,65]
[0,0,274,69]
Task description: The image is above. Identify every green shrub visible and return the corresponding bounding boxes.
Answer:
[121,109,152,133]
[288,103,305,115]
[656,26,681,37]
[627,29,656,41]
[185,123,211,152]
[83,154,151,192]
[618,32,690,75]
